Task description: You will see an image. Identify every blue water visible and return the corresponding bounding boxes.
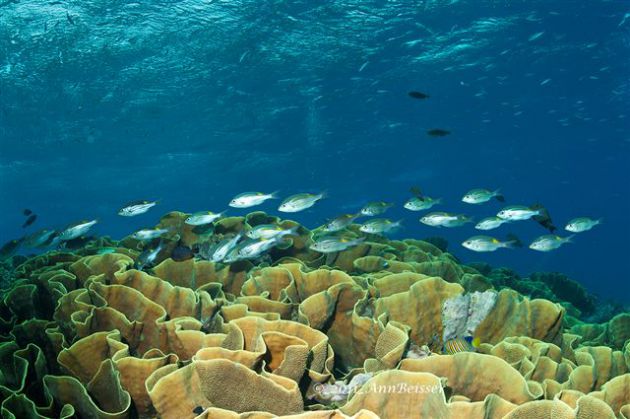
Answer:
[1,1,628,304]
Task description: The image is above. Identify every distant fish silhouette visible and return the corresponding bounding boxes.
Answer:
[409,186,424,199]
[531,204,557,233]
[23,209,33,216]
[427,129,450,137]
[0,238,22,259]
[22,214,37,228]
[171,245,194,262]
[408,91,430,99]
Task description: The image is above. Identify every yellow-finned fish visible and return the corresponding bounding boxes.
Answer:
[442,336,481,355]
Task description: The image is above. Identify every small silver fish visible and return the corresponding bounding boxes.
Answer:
[136,241,165,269]
[420,212,470,228]
[246,225,297,240]
[359,219,401,234]
[229,191,278,208]
[565,217,602,233]
[222,244,244,263]
[278,193,325,213]
[58,220,98,241]
[23,229,56,248]
[185,211,224,226]
[309,236,365,253]
[462,189,504,204]
[497,205,541,221]
[475,216,511,231]
[403,196,441,211]
[211,234,242,262]
[360,201,393,216]
[321,214,359,232]
[118,200,158,216]
[462,235,520,252]
[132,228,170,241]
[529,234,574,252]
[237,237,281,259]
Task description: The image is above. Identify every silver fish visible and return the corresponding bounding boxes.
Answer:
[246,225,297,240]
[359,219,401,234]
[529,234,574,252]
[321,214,359,232]
[136,241,165,269]
[403,196,441,211]
[211,234,242,262]
[462,189,504,204]
[222,245,244,263]
[420,212,470,228]
[475,216,511,231]
[229,191,278,208]
[132,228,170,241]
[58,220,98,241]
[118,200,158,216]
[360,201,393,216]
[462,235,520,252]
[23,229,56,248]
[237,237,281,259]
[309,237,365,253]
[278,193,325,213]
[185,211,224,226]
[565,217,602,233]
[497,205,541,221]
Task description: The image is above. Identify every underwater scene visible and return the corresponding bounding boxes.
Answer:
[1,0,629,418]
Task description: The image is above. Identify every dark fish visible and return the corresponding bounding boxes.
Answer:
[192,406,204,415]
[408,91,430,99]
[23,209,33,216]
[506,233,523,248]
[410,186,424,199]
[171,245,194,262]
[530,204,557,233]
[22,214,37,228]
[0,239,22,259]
[191,223,215,235]
[427,129,451,137]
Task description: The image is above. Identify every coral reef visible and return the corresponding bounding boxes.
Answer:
[0,211,628,418]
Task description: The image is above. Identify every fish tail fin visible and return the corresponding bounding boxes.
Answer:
[494,189,505,202]
[530,203,546,216]
[596,218,604,225]
[270,190,281,199]
[505,233,523,248]
[319,190,329,200]
[565,234,575,243]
